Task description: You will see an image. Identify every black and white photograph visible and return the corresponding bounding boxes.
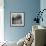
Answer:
[10,12,24,26]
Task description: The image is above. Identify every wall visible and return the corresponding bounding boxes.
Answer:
[0,0,4,42]
[40,0,46,27]
[4,0,40,42]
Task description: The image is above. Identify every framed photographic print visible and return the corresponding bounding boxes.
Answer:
[10,12,24,27]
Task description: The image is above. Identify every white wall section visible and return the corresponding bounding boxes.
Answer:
[0,0,4,42]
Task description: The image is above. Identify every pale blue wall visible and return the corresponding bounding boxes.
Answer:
[40,0,46,27]
[4,0,40,42]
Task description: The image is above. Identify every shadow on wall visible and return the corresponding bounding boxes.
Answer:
[4,0,40,42]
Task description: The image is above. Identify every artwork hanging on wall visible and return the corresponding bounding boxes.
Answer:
[10,12,24,27]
